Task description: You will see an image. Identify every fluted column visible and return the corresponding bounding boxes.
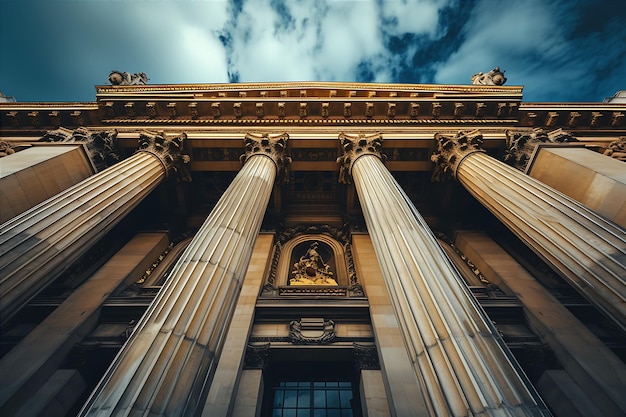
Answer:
[338,133,549,417]
[432,130,626,333]
[0,131,188,326]
[80,133,289,417]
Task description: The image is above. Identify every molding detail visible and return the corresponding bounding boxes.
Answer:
[40,127,120,171]
[289,318,336,345]
[431,130,485,181]
[604,137,626,162]
[241,132,291,182]
[243,343,271,369]
[353,343,380,370]
[263,224,362,296]
[337,132,384,184]
[504,128,578,171]
[137,130,191,180]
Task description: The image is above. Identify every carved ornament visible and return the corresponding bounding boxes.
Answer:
[243,343,271,369]
[353,343,380,370]
[0,141,15,158]
[603,137,626,162]
[504,128,578,171]
[137,130,191,180]
[337,132,385,184]
[240,132,291,182]
[471,67,507,85]
[108,70,149,86]
[289,318,336,345]
[431,130,485,181]
[290,241,338,286]
[41,127,120,172]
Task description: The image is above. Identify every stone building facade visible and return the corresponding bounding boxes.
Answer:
[0,80,625,417]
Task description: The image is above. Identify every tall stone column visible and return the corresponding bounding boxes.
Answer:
[431,130,626,333]
[79,133,289,417]
[0,131,188,326]
[338,133,549,417]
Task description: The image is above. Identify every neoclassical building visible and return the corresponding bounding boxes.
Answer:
[1,75,625,417]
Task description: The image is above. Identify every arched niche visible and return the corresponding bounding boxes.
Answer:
[262,225,364,297]
[277,234,348,287]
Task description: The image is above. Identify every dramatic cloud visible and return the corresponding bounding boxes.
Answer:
[0,0,624,102]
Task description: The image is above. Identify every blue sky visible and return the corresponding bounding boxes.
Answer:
[1,0,625,103]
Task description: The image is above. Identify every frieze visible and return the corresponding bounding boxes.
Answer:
[192,147,241,162]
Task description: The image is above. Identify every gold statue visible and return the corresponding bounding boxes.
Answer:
[290,242,338,286]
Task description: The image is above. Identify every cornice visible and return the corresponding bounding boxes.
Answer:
[95,81,524,96]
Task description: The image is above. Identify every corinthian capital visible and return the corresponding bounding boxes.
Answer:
[604,137,626,162]
[336,132,384,184]
[41,127,120,171]
[504,128,577,171]
[240,133,291,182]
[137,131,191,181]
[431,130,485,181]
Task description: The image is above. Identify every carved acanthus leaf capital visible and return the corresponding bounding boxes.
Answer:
[240,132,291,182]
[337,132,385,184]
[137,131,191,181]
[604,137,626,162]
[0,140,15,157]
[41,127,120,171]
[431,130,485,181]
[504,128,578,171]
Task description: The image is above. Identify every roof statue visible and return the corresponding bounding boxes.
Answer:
[471,67,507,85]
[108,70,149,86]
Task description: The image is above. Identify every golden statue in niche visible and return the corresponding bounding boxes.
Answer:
[290,241,338,286]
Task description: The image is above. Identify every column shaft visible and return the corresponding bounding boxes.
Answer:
[0,151,165,325]
[80,154,277,417]
[351,154,549,417]
[456,152,626,332]
[455,231,626,416]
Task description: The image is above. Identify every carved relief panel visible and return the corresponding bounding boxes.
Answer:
[262,226,364,297]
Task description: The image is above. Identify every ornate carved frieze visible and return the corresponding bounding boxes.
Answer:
[289,318,336,345]
[431,130,485,181]
[353,343,380,370]
[504,128,578,171]
[41,127,121,171]
[240,132,291,182]
[137,130,191,180]
[603,137,626,162]
[337,132,384,184]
